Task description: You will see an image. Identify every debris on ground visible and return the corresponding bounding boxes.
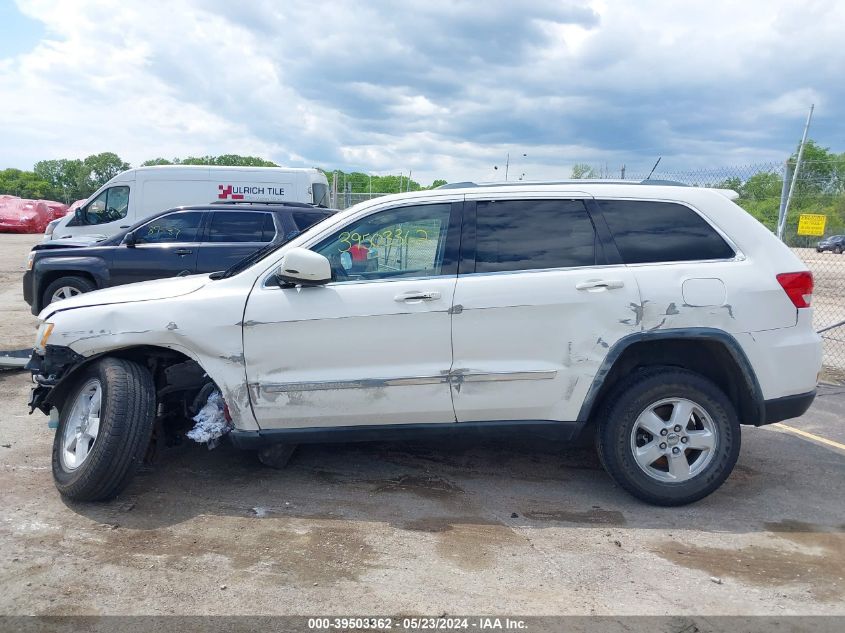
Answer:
[710,576,723,585]
[0,349,30,371]
[186,390,231,448]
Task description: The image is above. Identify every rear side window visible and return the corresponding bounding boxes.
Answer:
[207,212,274,243]
[598,200,734,264]
[474,199,596,273]
[292,211,331,232]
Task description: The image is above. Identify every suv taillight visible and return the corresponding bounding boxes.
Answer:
[776,271,813,308]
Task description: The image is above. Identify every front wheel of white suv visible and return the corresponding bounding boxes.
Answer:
[52,357,156,501]
[595,367,740,506]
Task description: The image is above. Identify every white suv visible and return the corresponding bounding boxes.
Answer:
[27,182,822,505]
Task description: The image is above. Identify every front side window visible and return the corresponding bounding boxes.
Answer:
[474,199,597,273]
[598,200,735,264]
[135,211,204,244]
[314,203,452,281]
[207,211,274,243]
[69,186,130,226]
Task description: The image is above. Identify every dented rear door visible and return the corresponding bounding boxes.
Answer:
[449,194,642,423]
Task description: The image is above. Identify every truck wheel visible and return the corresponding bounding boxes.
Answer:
[52,357,156,501]
[43,275,96,307]
[595,367,740,506]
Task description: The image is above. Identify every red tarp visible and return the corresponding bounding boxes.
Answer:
[0,195,69,234]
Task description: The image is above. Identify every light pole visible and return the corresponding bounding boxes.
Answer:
[494,153,527,181]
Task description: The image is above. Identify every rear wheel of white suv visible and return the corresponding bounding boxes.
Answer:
[596,367,740,506]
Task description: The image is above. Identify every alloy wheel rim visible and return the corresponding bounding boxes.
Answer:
[51,286,82,303]
[60,378,102,471]
[629,397,718,483]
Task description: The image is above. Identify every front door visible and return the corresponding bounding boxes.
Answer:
[243,201,462,429]
[108,210,204,286]
[450,196,642,423]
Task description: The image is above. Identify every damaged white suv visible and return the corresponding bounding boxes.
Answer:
[28,181,822,505]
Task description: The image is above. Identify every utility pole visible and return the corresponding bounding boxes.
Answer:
[408,170,412,192]
[504,153,510,181]
[621,165,626,179]
[778,104,814,241]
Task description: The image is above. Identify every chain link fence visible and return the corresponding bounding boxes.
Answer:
[330,162,845,378]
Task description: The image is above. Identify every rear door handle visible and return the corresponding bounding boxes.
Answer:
[175,248,193,256]
[394,290,441,302]
[575,279,625,291]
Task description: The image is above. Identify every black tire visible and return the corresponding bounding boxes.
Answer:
[834,246,843,254]
[52,357,156,501]
[595,367,740,506]
[42,275,96,308]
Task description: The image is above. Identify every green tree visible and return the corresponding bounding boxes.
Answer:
[430,179,447,189]
[141,158,174,166]
[33,158,86,202]
[82,152,130,192]
[0,168,53,199]
[570,163,597,179]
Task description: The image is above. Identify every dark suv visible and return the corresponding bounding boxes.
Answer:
[23,203,335,314]
[816,235,845,254]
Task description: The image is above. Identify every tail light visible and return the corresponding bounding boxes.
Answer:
[776,271,813,308]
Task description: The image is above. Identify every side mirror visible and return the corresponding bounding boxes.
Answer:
[124,231,136,248]
[276,247,331,286]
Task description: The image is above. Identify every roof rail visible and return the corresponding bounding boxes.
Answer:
[436,179,690,189]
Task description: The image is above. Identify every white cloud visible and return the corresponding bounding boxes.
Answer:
[0,0,843,185]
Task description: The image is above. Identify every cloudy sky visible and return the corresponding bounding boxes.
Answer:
[0,0,843,185]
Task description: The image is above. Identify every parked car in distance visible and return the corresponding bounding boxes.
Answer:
[24,203,335,314]
[816,234,845,253]
[27,181,822,506]
[44,164,331,242]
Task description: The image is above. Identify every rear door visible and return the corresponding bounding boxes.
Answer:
[107,210,204,286]
[449,195,642,423]
[195,211,278,274]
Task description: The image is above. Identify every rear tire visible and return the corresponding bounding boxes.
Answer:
[834,246,843,254]
[52,357,156,501]
[42,275,96,307]
[595,367,740,506]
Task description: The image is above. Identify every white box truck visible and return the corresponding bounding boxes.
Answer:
[45,165,330,241]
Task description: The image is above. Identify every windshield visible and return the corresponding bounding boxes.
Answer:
[312,182,330,208]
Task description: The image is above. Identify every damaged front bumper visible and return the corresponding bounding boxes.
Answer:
[26,345,86,415]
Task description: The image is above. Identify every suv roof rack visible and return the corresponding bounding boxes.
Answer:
[209,200,317,208]
[436,179,690,189]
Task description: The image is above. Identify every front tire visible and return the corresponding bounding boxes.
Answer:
[52,357,156,501]
[42,275,96,308]
[595,367,740,506]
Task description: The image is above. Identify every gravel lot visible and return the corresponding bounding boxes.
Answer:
[0,234,843,617]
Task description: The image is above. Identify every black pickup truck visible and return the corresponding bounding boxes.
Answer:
[24,202,335,315]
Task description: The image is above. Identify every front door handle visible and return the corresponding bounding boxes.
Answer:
[394,290,441,302]
[575,279,625,291]
[175,248,193,256]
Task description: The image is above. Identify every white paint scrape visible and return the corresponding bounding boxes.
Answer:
[187,390,232,448]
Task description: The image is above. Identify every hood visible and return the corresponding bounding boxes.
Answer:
[40,274,209,319]
[33,237,108,250]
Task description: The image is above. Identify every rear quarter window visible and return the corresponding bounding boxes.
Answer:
[292,211,331,232]
[598,200,735,264]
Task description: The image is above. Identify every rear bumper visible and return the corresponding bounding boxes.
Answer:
[761,390,816,425]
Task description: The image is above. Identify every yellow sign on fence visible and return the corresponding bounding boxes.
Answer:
[797,214,827,236]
